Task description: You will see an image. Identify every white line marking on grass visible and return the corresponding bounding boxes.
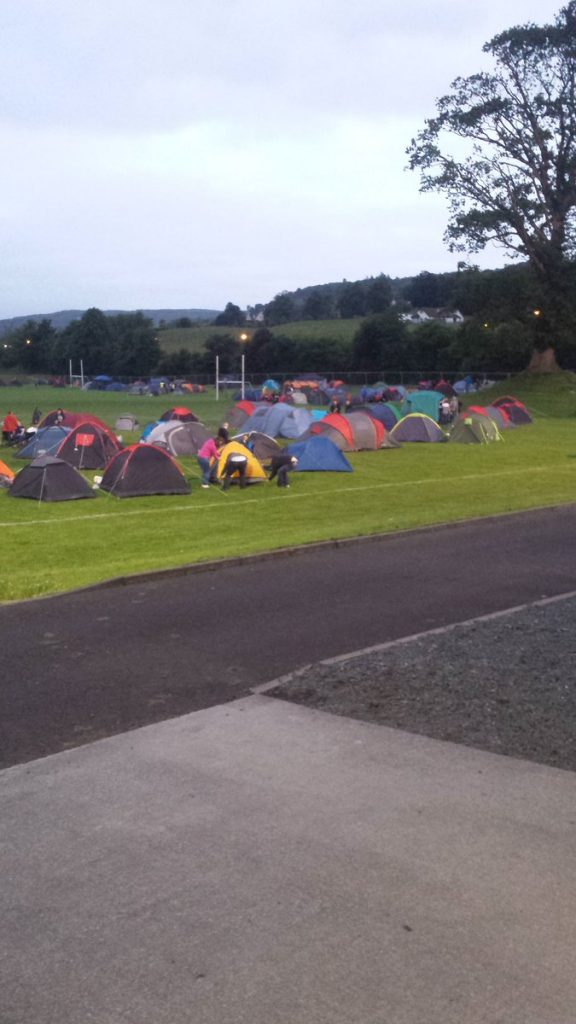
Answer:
[0,463,573,528]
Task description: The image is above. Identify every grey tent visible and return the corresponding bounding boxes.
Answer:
[231,430,281,462]
[99,444,190,497]
[390,413,446,443]
[115,414,139,431]
[9,456,96,501]
[146,420,210,456]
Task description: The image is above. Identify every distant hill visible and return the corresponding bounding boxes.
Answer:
[0,308,219,337]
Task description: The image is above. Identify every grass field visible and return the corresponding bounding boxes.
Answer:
[1,374,575,603]
[158,318,363,353]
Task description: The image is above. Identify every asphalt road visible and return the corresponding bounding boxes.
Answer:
[2,505,576,769]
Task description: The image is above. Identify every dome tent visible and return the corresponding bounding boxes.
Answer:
[15,425,70,459]
[159,407,199,423]
[215,441,267,486]
[9,456,96,502]
[56,421,122,470]
[390,414,446,443]
[146,420,210,456]
[286,435,353,472]
[448,415,502,444]
[99,444,190,497]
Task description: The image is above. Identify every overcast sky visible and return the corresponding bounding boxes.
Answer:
[0,0,563,317]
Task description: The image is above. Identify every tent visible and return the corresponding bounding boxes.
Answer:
[159,406,199,423]
[448,415,502,444]
[56,421,122,470]
[226,401,259,431]
[39,410,109,430]
[346,411,386,449]
[115,414,139,431]
[401,390,444,422]
[15,424,71,459]
[309,413,355,450]
[492,396,533,425]
[390,413,446,443]
[215,441,267,485]
[146,420,210,456]
[308,412,389,451]
[9,456,96,502]
[240,403,314,439]
[0,458,15,486]
[285,435,353,472]
[231,431,281,463]
[466,405,513,430]
[99,444,190,497]
[356,404,399,430]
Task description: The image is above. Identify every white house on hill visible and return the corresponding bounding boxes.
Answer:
[401,307,465,325]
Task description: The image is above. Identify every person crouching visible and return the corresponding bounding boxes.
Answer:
[269,454,298,488]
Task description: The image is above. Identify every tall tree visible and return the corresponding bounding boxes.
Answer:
[264,292,296,325]
[351,313,407,371]
[61,308,116,375]
[214,302,245,327]
[407,2,576,369]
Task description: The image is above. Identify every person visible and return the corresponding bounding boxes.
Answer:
[329,396,341,415]
[344,393,353,413]
[31,406,42,426]
[269,453,298,488]
[217,422,229,444]
[220,450,248,490]
[439,397,452,425]
[197,436,223,488]
[2,410,22,445]
[55,408,65,425]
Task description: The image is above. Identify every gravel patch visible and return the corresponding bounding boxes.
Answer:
[266,595,576,772]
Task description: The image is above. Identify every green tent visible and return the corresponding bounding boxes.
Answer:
[401,390,443,422]
[448,415,502,444]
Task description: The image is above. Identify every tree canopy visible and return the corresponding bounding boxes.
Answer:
[407,2,576,355]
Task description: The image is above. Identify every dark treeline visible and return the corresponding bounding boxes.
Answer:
[3,262,576,380]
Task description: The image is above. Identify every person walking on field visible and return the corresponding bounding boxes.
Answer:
[197,436,223,488]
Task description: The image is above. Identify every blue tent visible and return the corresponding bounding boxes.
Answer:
[356,404,398,430]
[15,425,70,459]
[241,404,314,438]
[286,435,353,472]
[141,420,162,441]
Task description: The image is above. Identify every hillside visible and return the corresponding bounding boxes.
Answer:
[0,308,219,337]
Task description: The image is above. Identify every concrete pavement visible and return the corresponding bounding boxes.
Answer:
[2,694,576,1024]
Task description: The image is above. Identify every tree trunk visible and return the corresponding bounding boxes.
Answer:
[527,346,560,373]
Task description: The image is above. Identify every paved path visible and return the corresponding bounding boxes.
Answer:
[2,697,576,1024]
[2,505,576,767]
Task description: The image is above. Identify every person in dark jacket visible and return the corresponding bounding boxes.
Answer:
[268,453,298,487]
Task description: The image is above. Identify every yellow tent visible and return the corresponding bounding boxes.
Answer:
[216,441,267,484]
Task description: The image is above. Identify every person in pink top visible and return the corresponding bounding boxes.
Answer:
[197,436,223,488]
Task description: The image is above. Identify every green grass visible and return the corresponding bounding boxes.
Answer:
[1,377,576,603]
[158,318,363,353]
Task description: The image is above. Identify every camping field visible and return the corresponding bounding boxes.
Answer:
[1,375,576,603]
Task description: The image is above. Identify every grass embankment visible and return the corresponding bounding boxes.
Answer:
[158,318,363,354]
[1,375,575,602]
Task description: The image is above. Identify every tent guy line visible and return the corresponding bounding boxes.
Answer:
[0,464,571,529]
